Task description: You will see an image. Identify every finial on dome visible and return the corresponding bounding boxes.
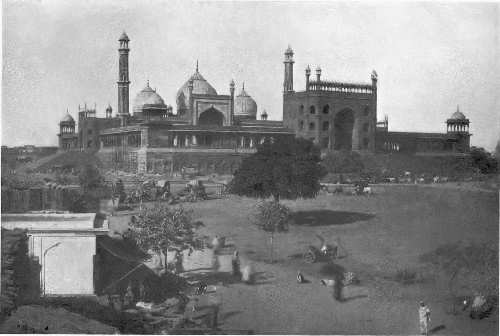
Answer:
[457,105,460,113]
[242,82,245,91]
[146,79,150,87]
[196,60,199,72]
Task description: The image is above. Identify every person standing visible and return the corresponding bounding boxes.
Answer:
[419,301,431,335]
[231,250,241,277]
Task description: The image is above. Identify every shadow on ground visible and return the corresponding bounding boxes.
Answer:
[183,270,275,287]
[290,210,375,226]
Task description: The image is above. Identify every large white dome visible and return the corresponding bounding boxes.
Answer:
[176,65,218,111]
[133,81,165,113]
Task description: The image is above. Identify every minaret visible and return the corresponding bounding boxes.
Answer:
[229,79,235,126]
[283,45,294,92]
[117,32,130,125]
[305,65,311,91]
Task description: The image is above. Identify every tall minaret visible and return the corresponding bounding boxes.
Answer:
[117,32,130,123]
[283,45,294,92]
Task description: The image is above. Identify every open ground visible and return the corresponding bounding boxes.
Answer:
[109,184,498,335]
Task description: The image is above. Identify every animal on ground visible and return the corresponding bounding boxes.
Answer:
[297,271,305,283]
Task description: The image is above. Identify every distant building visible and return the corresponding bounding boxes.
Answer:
[58,32,294,174]
[57,33,471,172]
[282,47,470,155]
[1,213,109,296]
[375,106,471,155]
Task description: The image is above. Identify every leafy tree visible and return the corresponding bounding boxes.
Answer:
[1,173,45,190]
[114,179,126,203]
[230,137,325,202]
[469,147,498,175]
[78,164,104,191]
[127,204,203,272]
[253,200,290,263]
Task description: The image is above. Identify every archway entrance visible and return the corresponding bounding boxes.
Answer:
[198,108,224,127]
[334,109,355,151]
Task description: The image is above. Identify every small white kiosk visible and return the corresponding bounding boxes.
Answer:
[2,213,109,296]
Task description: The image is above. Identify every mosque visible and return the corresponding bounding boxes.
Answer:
[58,32,294,175]
[58,32,471,175]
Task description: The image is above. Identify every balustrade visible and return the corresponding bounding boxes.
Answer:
[308,80,373,94]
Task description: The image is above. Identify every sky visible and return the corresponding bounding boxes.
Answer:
[2,0,499,150]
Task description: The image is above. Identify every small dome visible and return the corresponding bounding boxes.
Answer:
[176,63,218,111]
[60,112,74,124]
[234,83,257,118]
[450,111,466,120]
[449,106,467,120]
[119,31,129,41]
[133,81,165,113]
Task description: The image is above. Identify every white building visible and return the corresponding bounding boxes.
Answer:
[2,212,108,296]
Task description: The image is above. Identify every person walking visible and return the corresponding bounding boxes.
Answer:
[231,250,241,277]
[419,301,431,335]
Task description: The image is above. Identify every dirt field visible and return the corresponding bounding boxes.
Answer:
[109,185,498,334]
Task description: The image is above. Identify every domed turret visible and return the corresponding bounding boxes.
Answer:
[60,112,75,124]
[447,105,470,134]
[133,81,166,114]
[176,62,218,115]
[59,110,75,135]
[234,83,257,119]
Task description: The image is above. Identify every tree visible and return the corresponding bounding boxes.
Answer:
[322,150,365,174]
[469,147,498,175]
[127,203,203,272]
[230,137,325,202]
[114,179,126,203]
[78,164,104,191]
[230,137,323,262]
[253,200,290,263]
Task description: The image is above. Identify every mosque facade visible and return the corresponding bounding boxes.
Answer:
[58,33,293,175]
[58,32,471,175]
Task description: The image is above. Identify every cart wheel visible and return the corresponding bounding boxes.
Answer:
[303,250,316,263]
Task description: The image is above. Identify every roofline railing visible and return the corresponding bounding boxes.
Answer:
[308,80,374,94]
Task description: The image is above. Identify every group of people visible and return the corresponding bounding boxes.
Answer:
[109,281,147,311]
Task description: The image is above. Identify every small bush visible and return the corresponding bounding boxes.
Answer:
[394,267,418,284]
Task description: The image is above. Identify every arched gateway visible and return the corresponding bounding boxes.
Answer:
[198,108,224,127]
[334,109,355,151]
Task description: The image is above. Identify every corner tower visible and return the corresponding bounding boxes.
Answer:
[117,32,130,121]
[283,46,294,92]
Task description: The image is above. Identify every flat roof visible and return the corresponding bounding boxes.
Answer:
[1,213,108,233]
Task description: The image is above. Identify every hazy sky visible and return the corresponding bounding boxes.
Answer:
[2,0,499,150]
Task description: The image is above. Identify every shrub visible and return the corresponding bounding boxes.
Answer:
[1,229,38,318]
[393,267,419,285]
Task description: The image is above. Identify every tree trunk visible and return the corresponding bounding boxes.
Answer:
[270,232,274,264]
